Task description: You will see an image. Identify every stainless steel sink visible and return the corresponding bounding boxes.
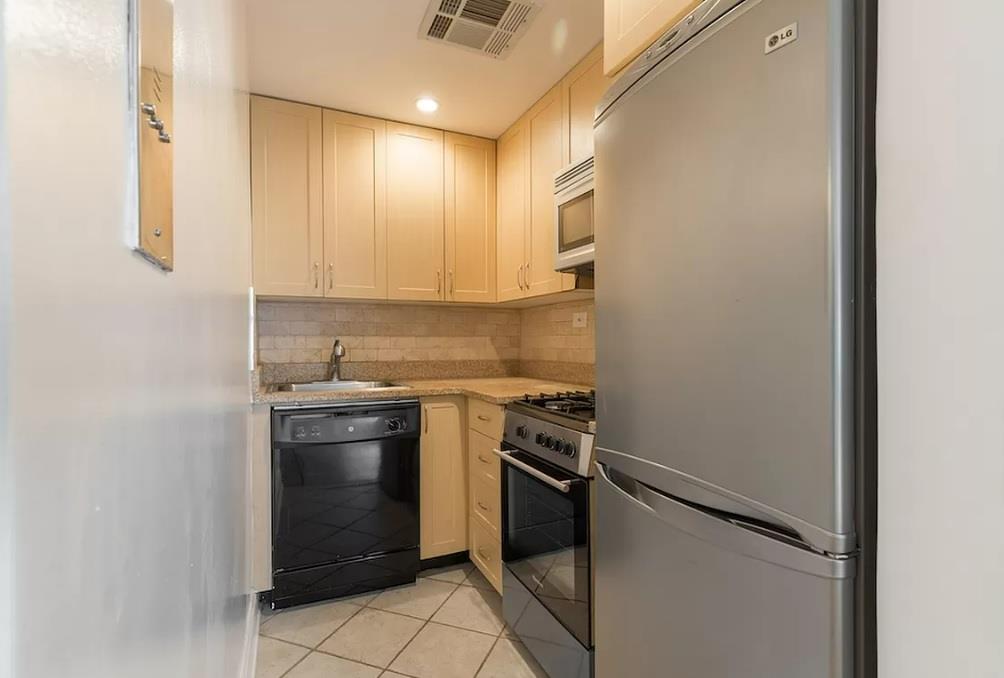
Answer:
[278,380,407,392]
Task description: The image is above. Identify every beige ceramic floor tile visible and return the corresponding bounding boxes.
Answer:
[255,636,310,678]
[368,578,459,619]
[476,638,548,678]
[420,562,474,584]
[432,586,504,635]
[389,622,496,678]
[339,591,379,606]
[379,673,413,678]
[319,608,424,668]
[463,568,496,592]
[260,600,362,647]
[285,651,382,678]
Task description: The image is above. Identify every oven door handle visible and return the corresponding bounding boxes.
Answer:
[493,449,572,493]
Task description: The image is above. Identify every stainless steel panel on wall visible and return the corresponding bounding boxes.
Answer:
[593,0,854,552]
[595,464,854,677]
[131,0,174,270]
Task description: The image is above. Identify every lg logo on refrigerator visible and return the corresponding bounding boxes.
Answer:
[765,23,799,54]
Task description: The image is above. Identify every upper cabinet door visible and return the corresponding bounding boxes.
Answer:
[604,0,701,75]
[525,85,569,297]
[251,96,324,296]
[322,111,387,299]
[386,122,445,301]
[496,121,528,302]
[563,44,610,165]
[445,133,497,304]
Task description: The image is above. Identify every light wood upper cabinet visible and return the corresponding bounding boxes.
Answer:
[420,397,468,560]
[525,85,571,297]
[322,110,387,299]
[604,0,701,75]
[496,122,528,302]
[387,122,445,301]
[251,96,323,296]
[563,44,610,165]
[445,133,497,303]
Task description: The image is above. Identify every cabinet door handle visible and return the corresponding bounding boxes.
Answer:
[449,270,454,294]
[328,263,334,290]
[477,454,490,464]
[477,501,490,511]
[313,262,320,288]
[436,270,442,295]
[524,262,530,288]
[424,407,429,434]
[477,414,491,422]
[517,265,524,290]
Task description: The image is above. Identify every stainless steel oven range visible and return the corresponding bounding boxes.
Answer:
[497,391,596,678]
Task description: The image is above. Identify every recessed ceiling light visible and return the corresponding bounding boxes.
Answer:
[416,97,439,113]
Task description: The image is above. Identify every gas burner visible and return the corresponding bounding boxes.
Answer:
[544,400,575,410]
[509,390,597,433]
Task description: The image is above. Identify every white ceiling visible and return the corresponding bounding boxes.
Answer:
[247,0,604,138]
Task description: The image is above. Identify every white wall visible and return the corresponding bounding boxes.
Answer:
[876,2,1004,676]
[4,0,254,676]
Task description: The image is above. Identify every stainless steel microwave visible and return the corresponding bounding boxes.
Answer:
[554,157,595,272]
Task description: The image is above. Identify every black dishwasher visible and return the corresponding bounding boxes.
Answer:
[270,400,420,609]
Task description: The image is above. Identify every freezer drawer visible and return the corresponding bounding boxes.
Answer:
[595,464,854,678]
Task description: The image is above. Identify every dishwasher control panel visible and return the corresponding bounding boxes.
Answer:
[272,402,420,445]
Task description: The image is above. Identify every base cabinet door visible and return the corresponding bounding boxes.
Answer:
[250,96,324,296]
[470,516,503,594]
[420,397,468,559]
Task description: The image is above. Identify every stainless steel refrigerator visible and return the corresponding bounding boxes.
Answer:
[593,0,857,676]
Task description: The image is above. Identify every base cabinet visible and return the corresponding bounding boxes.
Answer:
[468,403,505,593]
[420,397,469,559]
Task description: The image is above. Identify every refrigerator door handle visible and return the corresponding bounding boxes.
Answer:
[596,463,855,580]
[595,460,658,516]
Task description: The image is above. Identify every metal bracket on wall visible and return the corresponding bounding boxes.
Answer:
[129,0,174,271]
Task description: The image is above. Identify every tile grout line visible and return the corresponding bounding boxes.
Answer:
[265,565,501,678]
[266,601,368,677]
[383,581,461,676]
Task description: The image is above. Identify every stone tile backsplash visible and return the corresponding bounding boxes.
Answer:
[256,299,596,386]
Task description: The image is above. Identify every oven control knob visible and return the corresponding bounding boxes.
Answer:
[536,432,546,446]
[551,438,563,452]
[542,434,554,448]
[563,441,577,457]
[516,425,529,439]
[386,417,405,432]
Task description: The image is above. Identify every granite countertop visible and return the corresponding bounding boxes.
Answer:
[253,376,592,407]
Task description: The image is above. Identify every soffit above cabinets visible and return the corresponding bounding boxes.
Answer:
[247,0,603,138]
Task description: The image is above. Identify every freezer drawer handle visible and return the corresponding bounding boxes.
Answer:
[493,449,572,493]
[596,463,856,579]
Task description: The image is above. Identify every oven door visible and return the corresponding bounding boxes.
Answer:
[500,446,592,648]
[554,179,595,272]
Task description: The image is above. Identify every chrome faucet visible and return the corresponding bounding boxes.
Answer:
[327,339,346,381]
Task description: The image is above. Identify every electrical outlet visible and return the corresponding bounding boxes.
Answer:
[572,312,588,329]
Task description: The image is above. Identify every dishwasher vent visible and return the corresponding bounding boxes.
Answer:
[419,0,541,59]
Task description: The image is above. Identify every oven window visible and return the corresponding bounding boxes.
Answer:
[502,450,591,647]
[558,190,594,253]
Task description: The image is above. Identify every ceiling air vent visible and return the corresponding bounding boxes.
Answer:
[419,0,541,60]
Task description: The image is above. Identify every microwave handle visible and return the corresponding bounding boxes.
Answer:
[493,449,572,493]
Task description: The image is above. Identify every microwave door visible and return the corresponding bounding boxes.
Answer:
[554,185,595,271]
